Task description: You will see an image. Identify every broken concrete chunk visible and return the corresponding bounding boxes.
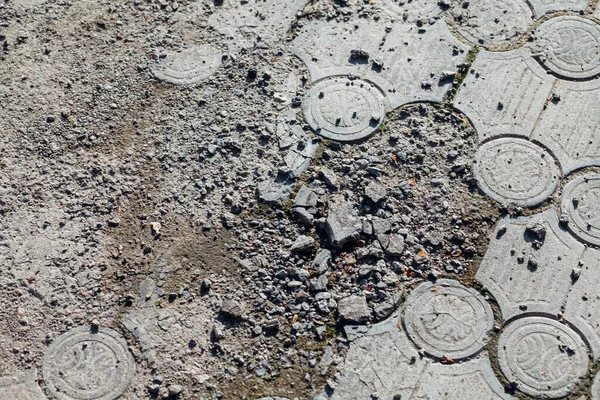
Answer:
[338,295,371,324]
[311,248,332,275]
[326,198,362,247]
[378,233,405,257]
[290,235,315,252]
[365,181,387,203]
[320,167,339,190]
[256,181,291,206]
[294,185,319,208]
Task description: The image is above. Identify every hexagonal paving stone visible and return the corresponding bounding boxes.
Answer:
[476,208,585,321]
[530,79,600,174]
[402,279,494,360]
[497,316,589,399]
[453,48,554,142]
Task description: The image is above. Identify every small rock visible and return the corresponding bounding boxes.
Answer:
[290,235,315,252]
[220,299,244,319]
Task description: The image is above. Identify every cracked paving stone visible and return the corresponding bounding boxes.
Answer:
[402,279,493,360]
[337,295,371,324]
[497,316,589,399]
[472,137,561,207]
[476,208,585,321]
[0,369,46,400]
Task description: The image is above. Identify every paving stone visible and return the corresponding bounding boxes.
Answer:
[561,174,600,246]
[42,326,135,400]
[531,16,600,80]
[476,208,585,321]
[379,0,448,21]
[563,247,600,360]
[453,48,555,142]
[330,316,429,400]
[530,79,600,174]
[596,4,600,18]
[450,0,533,47]
[292,19,469,108]
[0,369,47,400]
[302,76,386,142]
[412,355,515,399]
[325,198,362,247]
[402,279,493,360]
[473,137,560,207]
[528,0,589,17]
[497,316,589,399]
[151,45,223,85]
[337,295,371,324]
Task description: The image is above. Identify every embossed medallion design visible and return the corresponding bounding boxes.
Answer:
[473,138,560,207]
[402,279,494,359]
[562,174,600,246]
[42,326,135,400]
[302,76,386,142]
[533,16,600,80]
[497,317,589,398]
[151,45,223,85]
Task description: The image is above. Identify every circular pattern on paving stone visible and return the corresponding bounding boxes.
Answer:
[561,174,600,246]
[302,76,386,142]
[42,326,135,400]
[402,279,494,359]
[151,45,223,85]
[498,317,589,399]
[451,0,533,47]
[533,16,600,80]
[472,138,560,207]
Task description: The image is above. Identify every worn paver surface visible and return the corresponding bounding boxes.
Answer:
[3,0,600,399]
